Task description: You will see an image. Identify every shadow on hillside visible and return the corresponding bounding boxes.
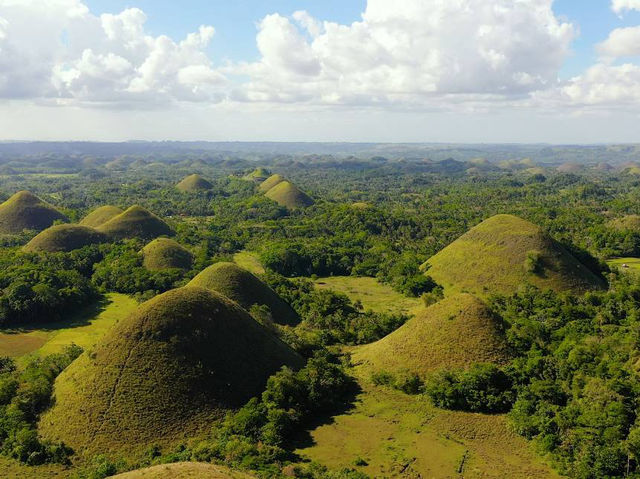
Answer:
[287,379,362,454]
[0,296,111,334]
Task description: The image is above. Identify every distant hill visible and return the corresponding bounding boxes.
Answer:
[176,174,213,192]
[40,287,303,455]
[258,174,286,193]
[79,205,123,228]
[244,167,270,182]
[354,294,510,377]
[188,262,300,326]
[96,205,173,240]
[23,224,108,253]
[112,462,255,478]
[0,191,68,234]
[142,238,193,271]
[422,214,606,297]
[264,181,314,209]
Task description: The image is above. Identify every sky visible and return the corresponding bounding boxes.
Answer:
[1,0,640,143]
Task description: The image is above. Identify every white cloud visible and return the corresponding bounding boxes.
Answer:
[0,0,225,104]
[598,26,640,58]
[612,0,640,15]
[236,0,575,107]
[556,63,640,107]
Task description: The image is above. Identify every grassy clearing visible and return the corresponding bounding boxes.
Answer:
[607,257,640,273]
[113,462,254,478]
[233,250,266,275]
[0,293,137,360]
[295,365,559,478]
[0,456,66,478]
[313,276,422,315]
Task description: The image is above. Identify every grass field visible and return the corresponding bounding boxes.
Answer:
[313,276,422,315]
[295,366,559,478]
[233,250,266,275]
[0,293,137,360]
[607,257,640,273]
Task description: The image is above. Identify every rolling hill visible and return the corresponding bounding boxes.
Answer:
[264,180,314,209]
[258,173,286,193]
[0,191,68,234]
[176,174,213,192]
[22,224,108,253]
[353,294,510,377]
[422,214,606,297]
[142,238,193,270]
[79,205,124,228]
[188,262,300,326]
[40,287,303,455]
[96,205,173,240]
[244,167,270,182]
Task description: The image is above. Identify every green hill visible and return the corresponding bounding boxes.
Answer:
[113,462,255,478]
[354,294,510,377]
[22,224,108,253]
[188,262,300,326]
[245,167,271,182]
[422,214,605,297]
[176,174,213,192]
[258,174,286,193]
[79,205,124,228]
[264,181,314,209]
[0,191,68,234]
[608,215,640,232]
[40,287,303,456]
[96,205,173,241]
[142,238,193,271]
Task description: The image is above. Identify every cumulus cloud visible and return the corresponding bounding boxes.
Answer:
[598,26,640,58]
[0,0,225,104]
[612,0,640,15]
[235,0,575,107]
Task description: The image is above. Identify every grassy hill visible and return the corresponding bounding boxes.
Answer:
[244,167,270,182]
[188,262,300,326]
[113,462,254,478]
[176,174,213,192]
[79,205,123,228]
[0,191,68,234]
[96,205,173,240]
[142,238,193,271]
[258,174,286,193]
[40,287,303,456]
[264,181,314,209]
[422,214,605,297]
[353,294,510,377]
[23,224,108,253]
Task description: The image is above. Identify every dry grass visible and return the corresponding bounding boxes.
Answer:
[142,238,193,271]
[79,205,123,228]
[0,191,68,234]
[264,181,314,209]
[113,462,254,478]
[423,214,605,298]
[23,224,108,253]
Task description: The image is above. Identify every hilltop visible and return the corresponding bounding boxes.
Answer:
[113,462,254,478]
[422,214,605,297]
[22,224,108,253]
[0,191,68,234]
[258,173,286,193]
[264,180,314,209]
[354,294,510,377]
[188,262,300,326]
[79,205,123,227]
[142,238,193,271]
[244,167,270,182]
[40,287,303,455]
[96,205,173,240]
[176,174,213,192]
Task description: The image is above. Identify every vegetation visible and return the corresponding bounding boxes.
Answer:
[188,262,300,326]
[0,191,68,234]
[258,174,286,193]
[264,181,314,209]
[141,237,194,271]
[96,205,173,240]
[176,174,213,193]
[79,206,123,228]
[23,224,108,253]
[40,287,303,456]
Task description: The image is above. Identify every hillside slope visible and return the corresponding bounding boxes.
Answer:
[0,191,68,234]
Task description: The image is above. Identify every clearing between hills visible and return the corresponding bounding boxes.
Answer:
[233,250,266,275]
[313,276,422,316]
[0,293,137,360]
[607,257,640,273]
[295,365,559,479]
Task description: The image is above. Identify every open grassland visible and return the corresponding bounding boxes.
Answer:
[607,257,640,273]
[113,462,254,478]
[313,276,422,315]
[233,250,266,275]
[295,366,559,479]
[0,293,137,360]
[0,456,66,478]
